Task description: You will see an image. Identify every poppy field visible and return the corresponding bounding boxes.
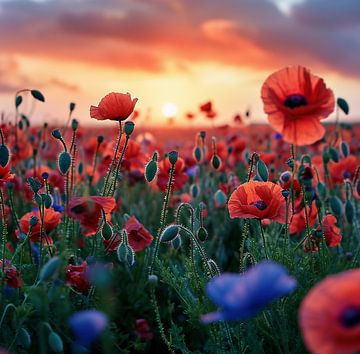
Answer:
[0,65,359,354]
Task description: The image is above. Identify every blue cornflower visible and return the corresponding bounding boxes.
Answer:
[69,310,108,347]
[274,132,283,140]
[201,261,297,323]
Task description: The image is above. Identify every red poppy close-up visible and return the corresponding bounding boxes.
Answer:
[125,216,153,252]
[67,196,116,236]
[228,181,288,223]
[299,268,360,354]
[18,208,62,243]
[261,65,335,146]
[90,92,138,121]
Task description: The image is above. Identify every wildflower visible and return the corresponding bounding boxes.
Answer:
[69,310,108,348]
[201,261,296,323]
[289,201,318,234]
[90,92,138,121]
[299,268,360,354]
[320,214,342,247]
[228,181,288,223]
[261,66,334,145]
[0,165,14,185]
[134,319,153,341]
[67,196,116,236]
[329,155,358,185]
[65,262,91,295]
[0,260,23,288]
[18,208,61,243]
[125,216,153,252]
[157,156,189,192]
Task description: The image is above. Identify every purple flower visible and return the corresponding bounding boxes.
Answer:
[69,310,108,347]
[201,261,297,323]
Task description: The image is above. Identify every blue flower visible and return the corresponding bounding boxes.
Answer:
[201,261,297,323]
[274,132,283,140]
[69,310,108,347]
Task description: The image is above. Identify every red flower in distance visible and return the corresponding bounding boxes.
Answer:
[0,260,23,288]
[320,214,342,247]
[67,196,116,236]
[157,156,189,192]
[125,216,153,252]
[228,181,288,223]
[289,201,318,235]
[134,319,153,341]
[65,262,91,295]
[90,92,138,121]
[261,66,334,145]
[299,268,360,354]
[329,155,358,185]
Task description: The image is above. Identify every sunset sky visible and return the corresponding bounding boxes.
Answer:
[0,0,359,126]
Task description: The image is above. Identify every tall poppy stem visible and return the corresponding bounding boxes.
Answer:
[102,121,123,196]
[258,219,269,259]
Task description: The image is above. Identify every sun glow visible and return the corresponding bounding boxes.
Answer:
[161,103,178,118]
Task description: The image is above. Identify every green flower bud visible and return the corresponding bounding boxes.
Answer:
[58,151,71,174]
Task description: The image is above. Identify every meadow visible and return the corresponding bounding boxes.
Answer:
[0,65,359,354]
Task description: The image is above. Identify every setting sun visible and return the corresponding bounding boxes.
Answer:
[161,103,178,118]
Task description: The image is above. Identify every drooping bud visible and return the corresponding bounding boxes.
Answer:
[101,221,113,240]
[330,196,343,217]
[48,332,64,353]
[341,141,349,158]
[30,89,45,102]
[117,230,135,266]
[58,151,71,174]
[160,225,180,243]
[329,146,340,163]
[145,152,158,183]
[197,226,208,242]
[171,235,182,250]
[18,328,31,349]
[213,189,227,208]
[15,95,22,108]
[51,129,62,140]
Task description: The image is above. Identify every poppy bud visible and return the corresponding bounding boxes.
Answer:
[48,332,63,353]
[15,95,22,108]
[39,256,61,282]
[301,155,311,164]
[337,97,349,115]
[78,162,83,175]
[341,141,349,158]
[286,158,294,168]
[214,189,227,208]
[30,215,39,227]
[171,236,182,250]
[117,243,135,267]
[329,146,340,163]
[345,200,355,223]
[148,274,158,285]
[72,118,78,131]
[145,160,158,183]
[193,147,202,163]
[322,152,330,164]
[168,151,178,165]
[101,222,113,240]
[51,129,62,140]
[317,182,327,199]
[41,193,52,209]
[200,131,206,139]
[282,189,290,199]
[30,89,45,102]
[257,159,269,182]
[0,144,10,167]
[27,176,42,194]
[97,135,104,144]
[211,155,221,170]
[160,225,179,243]
[190,184,200,198]
[207,259,220,276]
[197,227,208,242]
[58,151,71,174]
[18,328,31,349]
[69,102,76,112]
[330,196,343,217]
[42,172,49,180]
[124,121,135,136]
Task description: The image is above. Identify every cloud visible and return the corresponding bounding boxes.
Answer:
[0,0,359,77]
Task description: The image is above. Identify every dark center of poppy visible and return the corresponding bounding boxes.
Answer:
[250,200,267,210]
[343,171,351,179]
[71,205,84,214]
[340,307,360,328]
[284,94,308,109]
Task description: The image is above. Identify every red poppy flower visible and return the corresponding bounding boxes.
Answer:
[261,66,334,145]
[200,101,212,113]
[125,216,153,252]
[65,262,90,295]
[90,92,138,121]
[299,268,360,354]
[320,214,342,247]
[157,156,189,192]
[18,208,62,243]
[135,319,153,341]
[67,196,116,236]
[0,165,14,186]
[228,181,288,223]
[289,201,318,234]
[329,155,358,185]
[0,260,23,288]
